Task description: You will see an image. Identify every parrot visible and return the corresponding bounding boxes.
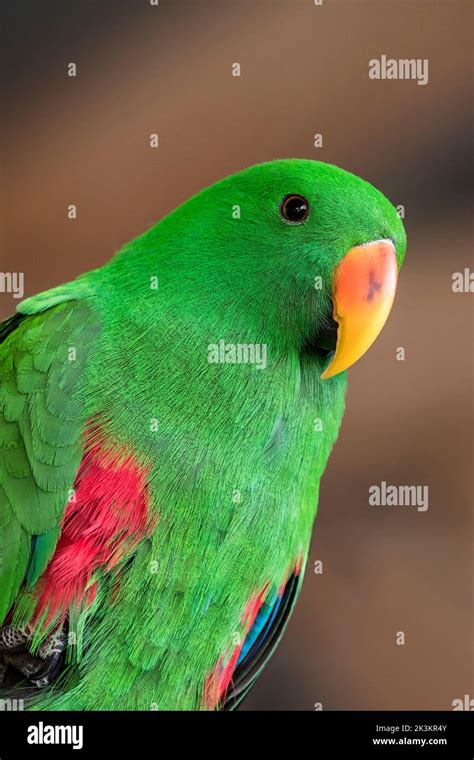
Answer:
[0,159,406,710]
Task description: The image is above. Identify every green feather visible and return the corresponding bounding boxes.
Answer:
[26,526,61,587]
[0,510,30,622]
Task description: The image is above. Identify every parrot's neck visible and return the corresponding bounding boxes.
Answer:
[86,226,348,499]
[98,217,326,356]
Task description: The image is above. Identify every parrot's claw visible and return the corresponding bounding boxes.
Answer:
[0,624,31,653]
[0,624,66,688]
[2,651,43,679]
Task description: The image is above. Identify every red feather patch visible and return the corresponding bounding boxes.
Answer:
[203,555,303,709]
[202,582,270,710]
[31,428,154,627]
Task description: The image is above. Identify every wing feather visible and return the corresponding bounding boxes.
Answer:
[0,298,99,622]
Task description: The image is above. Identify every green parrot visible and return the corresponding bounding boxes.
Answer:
[0,159,406,710]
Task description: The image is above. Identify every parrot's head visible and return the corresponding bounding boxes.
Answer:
[132,159,407,380]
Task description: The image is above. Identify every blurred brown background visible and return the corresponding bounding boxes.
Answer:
[1,0,472,709]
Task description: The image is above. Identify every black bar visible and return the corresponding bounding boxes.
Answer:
[0,710,472,757]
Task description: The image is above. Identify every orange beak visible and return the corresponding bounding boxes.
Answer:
[320,239,398,380]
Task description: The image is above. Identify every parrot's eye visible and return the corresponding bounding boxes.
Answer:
[280,194,309,224]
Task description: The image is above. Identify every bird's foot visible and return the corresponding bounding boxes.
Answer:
[0,624,66,688]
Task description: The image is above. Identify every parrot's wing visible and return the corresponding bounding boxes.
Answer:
[223,569,302,710]
[0,295,99,625]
